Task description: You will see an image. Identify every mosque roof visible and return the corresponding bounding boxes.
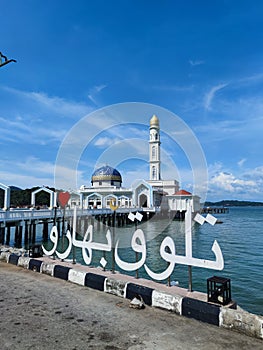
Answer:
[91,165,122,183]
[173,189,192,196]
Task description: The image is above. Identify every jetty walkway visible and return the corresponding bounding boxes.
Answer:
[0,207,155,223]
[201,207,229,214]
[0,207,156,247]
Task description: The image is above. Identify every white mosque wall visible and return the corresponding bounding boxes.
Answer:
[147,180,179,196]
[167,196,201,213]
[92,180,121,188]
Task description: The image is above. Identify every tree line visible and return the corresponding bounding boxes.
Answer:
[0,186,56,208]
[204,200,263,207]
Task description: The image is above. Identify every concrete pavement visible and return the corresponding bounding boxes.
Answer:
[0,262,262,349]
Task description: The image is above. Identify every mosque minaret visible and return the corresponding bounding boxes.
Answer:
[149,115,161,181]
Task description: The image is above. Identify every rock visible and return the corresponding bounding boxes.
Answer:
[129,296,145,309]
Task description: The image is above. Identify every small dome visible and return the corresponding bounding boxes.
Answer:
[150,114,159,128]
[91,165,122,183]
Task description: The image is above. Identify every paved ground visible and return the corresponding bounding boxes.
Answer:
[0,262,262,350]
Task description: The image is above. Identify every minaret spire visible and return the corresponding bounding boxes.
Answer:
[149,114,161,180]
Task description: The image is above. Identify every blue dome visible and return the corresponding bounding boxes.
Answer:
[91,165,122,183]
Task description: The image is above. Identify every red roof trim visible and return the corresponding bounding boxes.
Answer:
[173,189,192,195]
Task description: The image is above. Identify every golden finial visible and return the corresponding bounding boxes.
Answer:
[150,114,159,127]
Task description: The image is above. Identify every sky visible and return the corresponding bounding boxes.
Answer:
[1,0,263,202]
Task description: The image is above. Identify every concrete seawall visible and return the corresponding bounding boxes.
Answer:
[1,246,262,341]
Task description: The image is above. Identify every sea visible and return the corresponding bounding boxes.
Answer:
[7,206,263,316]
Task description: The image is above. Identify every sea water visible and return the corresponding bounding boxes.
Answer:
[15,206,263,315]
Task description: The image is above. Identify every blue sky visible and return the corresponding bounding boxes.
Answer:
[1,0,263,201]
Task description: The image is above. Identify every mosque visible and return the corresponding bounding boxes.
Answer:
[70,115,200,216]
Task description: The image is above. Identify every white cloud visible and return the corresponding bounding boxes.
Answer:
[151,84,194,92]
[209,171,258,198]
[238,73,263,85]
[87,94,97,105]
[94,137,120,147]
[204,83,228,111]
[94,84,107,93]
[0,156,86,190]
[0,86,96,147]
[238,158,247,167]
[0,171,53,189]
[0,157,54,188]
[243,166,263,181]
[189,60,205,66]
[0,115,68,145]
[204,162,263,201]
[3,86,92,118]
[88,84,107,106]
[121,168,149,188]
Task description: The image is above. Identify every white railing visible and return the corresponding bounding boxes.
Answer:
[0,209,57,222]
[0,207,151,223]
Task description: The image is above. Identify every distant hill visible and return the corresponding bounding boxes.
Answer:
[10,186,23,191]
[204,200,263,207]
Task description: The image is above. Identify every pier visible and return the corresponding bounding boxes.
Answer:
[201,207,229,214]
[0,207,157,248]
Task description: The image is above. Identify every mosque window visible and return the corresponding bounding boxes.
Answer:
[152,145,156,159]
[152,166,156,179]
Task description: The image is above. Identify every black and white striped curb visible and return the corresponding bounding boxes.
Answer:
[1,250,262,340]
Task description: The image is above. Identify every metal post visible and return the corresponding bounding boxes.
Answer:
[135,220,138,279]
[6,225,10,245]
[53,206,57,226]
[188,265,193,292]
[72,213,76,264]
[111,212,115,273]
[60,207,66,261]
[52,208,57,260]
[0,227,5,245]
[24,221,29,249]
[167,260,171,287]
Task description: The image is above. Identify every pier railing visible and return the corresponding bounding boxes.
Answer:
[0,207,156,223]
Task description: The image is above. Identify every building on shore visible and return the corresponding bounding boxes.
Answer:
[69,115,200,216]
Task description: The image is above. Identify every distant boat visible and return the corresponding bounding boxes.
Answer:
[216,220,223,224]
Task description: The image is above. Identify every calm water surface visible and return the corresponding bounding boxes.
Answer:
[12,206,263,315]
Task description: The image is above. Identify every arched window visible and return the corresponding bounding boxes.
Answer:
[152,145,156,159]
[152,166,156,180]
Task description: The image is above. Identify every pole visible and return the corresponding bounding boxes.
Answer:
[52,207,57,260]
[61,206,66,261]
[188,265,193,292]
[111,211,115,273]
[53,207,57,226]
[135,220,138,279]
[72,208,76,264]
